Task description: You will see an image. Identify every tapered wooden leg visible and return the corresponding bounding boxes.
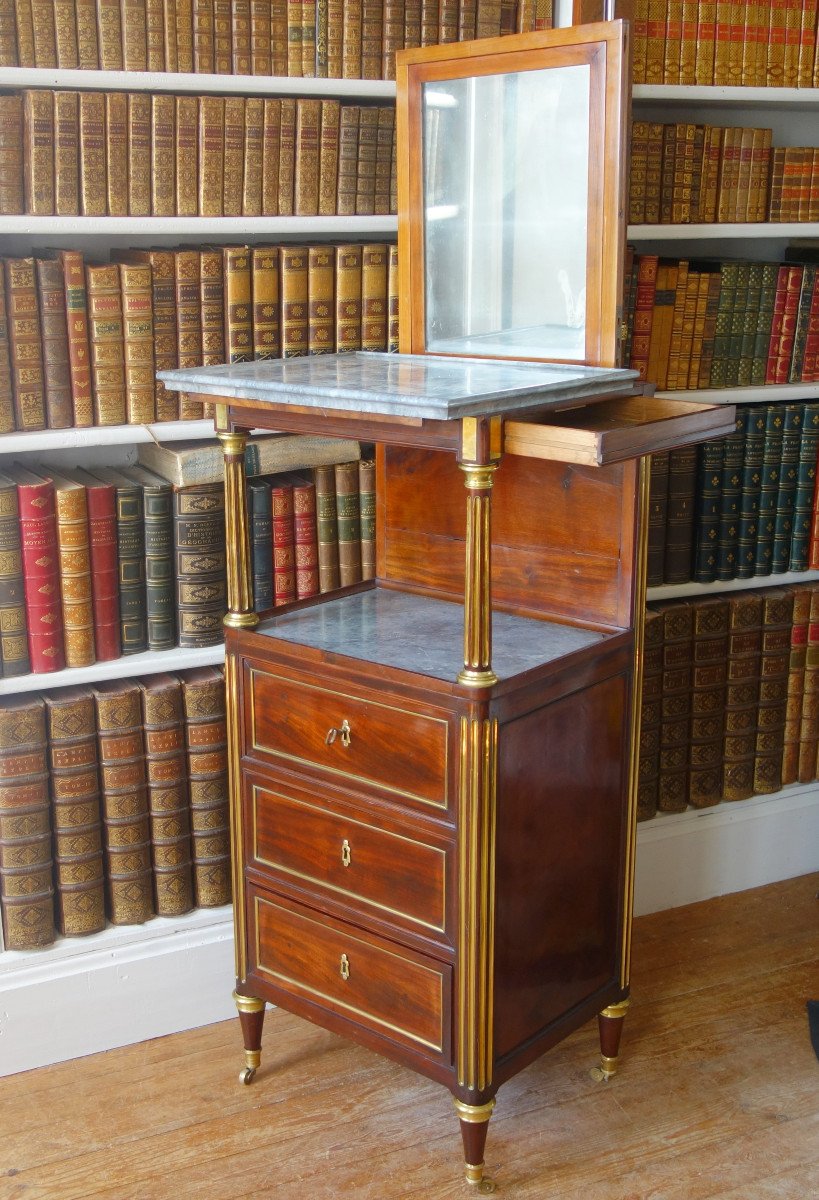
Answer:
[595,997,630,1080]
[234,991,266,1085]
[453,1098,496,1192]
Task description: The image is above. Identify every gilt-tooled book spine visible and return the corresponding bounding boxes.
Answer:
[301,0,316,75]
[0,95,23,216]
[119,263,155,425]
[387,244,399,352]
[687,270,712,388]
[724,258,750,389]
[44,687,106,937]
[126,94,151,217]
[340,0,360,77]
[293,98,320,216]
[0,472,30,677]
[374,106,393,216]
[722,593,762,803]
[150,94,175,217]
[59,252,93,426]
[252,246,281,359]
[145,0,164,68]
[223,96,245,218]
[5,257,46,432]
[628,253,658,381]
[753,404,783,577]
[243,97,264,216]
[788,263,816,383]
[163,0,178,70]
[271,0,288,74]
[286,0,303,77]
[657,600,693,813]
[35,257,72,429]
[248,478,273,611]
[175,96,199,219]
[96,0,123,67]
[314,463,340,593]
[50,473,96,668]
[772,403,803,574]
[223,246,253,362]
[662,0,682,84]
[173,483,226,648]
[456,0,475,41]
[798,584,819,782]
[355,105,378,216]
[336,104,359,216]
[664,257,689,390]
[116,249,178,420]
[735,404,765,580]
[335,242,362,353]
[271,480,296,605]
[438,0,458,44]
[358,458,375,581]
[335,459,362,587]
[176,0,194,70]
[262,98,281,215]
[753,587,794,795]
[789,402,819,571]
[181,666,230,907]
[200,249,226,368]
[193,0,215,70]
[750,261,778,386]
[645,260,677,391]
[11,0,35,66]
[64,468,120,661]
[782,584,811,786]
[91,468,147,655]
[231,0,251,72]
[175,250,204,420]
[23,89,53,214]
[198,95,224,217]
[74,0,99,65]
[317,99,340,216]
[30,0,57,66]
[708,259,738,389]
[78,91,106,216]
[251,0,271,72]
[0,695,54,949]
[139,675,193,917]
[360,0,381,77]
[308,245,334,355]
[692,438,723,584]
[292,477,319,599]
[281,245,309,359]
[645,451,669,588]
[381,0,401,78]
[797,0,817,88]
[92,680,153,925]
[315,0,328,75]
[86,263,126,426]
[696,268,722,388]
[122,0,148,69]
[120,465,175,652]
[361,243,388,352]
[637,607,664,821]
[688,596,729,808]
[6,466,65,673]
[53,90,78,216]
[715,407,747,581]
[772,264,804,385]
[678,0,698,85]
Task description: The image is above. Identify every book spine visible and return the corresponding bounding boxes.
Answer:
[112,480,147,654]
[754,404,784,576]
[75,0,100,66]
[271,481,296,605]
[242,97,264,216]
[294,97,321,217]
[176,0,194,69]
[84,480,120,661]
[663,445,697,583]
[78,91,106,216]
[6,256,46,431]
[382,0,403,79]
[629,254,659,380]
[173,483,226,647]
[122,0,148,69]
[293,480,319,599]
[193,0,215,70]
[231,0,251,72]
[688,596,729,808]
[59,250,93,427]
[16,474,65,672]
[358,458,375,581]
[35,257,72,429]
[200,249,226,371]
[86,263,126,426]
[140,675,193,917]
[657,601,693,812]
[772,403,803,573]
[248,479,273,610]
[735,404,765,579]
[336,104,359,217]
[798,585,819,781]
[789,402,819,571]
[150,94,175,217]
[53,90,78,217]
[341,0,361,78]
[361,242,388,352]
[317,99,340,217]
[12,0,35,67]
[387,243,399,352]
[23,88,53,214]
[163,0,178,70]
[355,104,378,216]
[175,249,204,420]
[250,0,270,72]
[0,94,23,216]
[118,263,155,425]
[716,407,747,580]
[782,584,811,786]
[637,607,664,821]
[145,0,165,68]
[175,95,199,219]
[646,451,670,587]
[148,250,178,421]
[142,484,176,651]
[308,244,335,354]
[692,438,723,584]
[96,0,123,67]
[222,96,245,218]
[251,246,281,360]
[360,0,381,78]
[301,0,315,75]
[198,95,224,217]
[53,482,95,667]
[127,93,151,218]
[223,246,253,363]
[262,98,281,216]
[335,242,362,352]
[182,666,230,907]
[374,105,394,216]
[314,463,340,592]
[281,244,309,359]
[0,478,30,676]
[334,459,362,587]
[722,591,762,801]
[30,0,57,65]
[213,0,231,70]
[753,588,794,795]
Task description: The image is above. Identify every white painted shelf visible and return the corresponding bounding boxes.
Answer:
[0,66,396,99]
[628,222,819,240]
[654,383,819,404]
[0,214,399,237]
[0,418,218,454]
[0,642,225,696]
[633,84,819,109]
[648,568,819,602]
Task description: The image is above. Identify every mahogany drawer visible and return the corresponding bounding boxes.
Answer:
[246,772,452,944]
[245,664,451,812]
[249,887,451,1063]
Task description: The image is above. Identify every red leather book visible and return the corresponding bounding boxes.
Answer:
[291,476,319,600]
[271,480,296,605]
[5,465,65,673]
[774,265,804,385]
[64,466,121,661]
[764,265,790,385]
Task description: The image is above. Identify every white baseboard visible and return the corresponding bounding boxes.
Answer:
[2,787,818,1077]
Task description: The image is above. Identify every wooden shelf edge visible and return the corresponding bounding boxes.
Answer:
[0,643,226,696]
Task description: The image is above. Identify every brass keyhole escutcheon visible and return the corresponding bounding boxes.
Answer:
[341,839,351,867]
[325,719,352,748]
[340,953,350,981]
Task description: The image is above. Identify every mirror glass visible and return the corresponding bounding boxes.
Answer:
[422,64,590,360]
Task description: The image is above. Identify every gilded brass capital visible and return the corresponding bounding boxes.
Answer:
[600,998,630,1021]
[453,1097,496,1124]
[233,990,265,1016]
[456,667,499,688]
[460,462,498,491]
[218,430,248,457]
[224,611,260,631]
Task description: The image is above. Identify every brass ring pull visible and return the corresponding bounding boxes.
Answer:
[340,953,350,981]
[325,719,352,748]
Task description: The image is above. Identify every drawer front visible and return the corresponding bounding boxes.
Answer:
[250,888,451,1061]
[247,666,450,811]
[248,776,452,941]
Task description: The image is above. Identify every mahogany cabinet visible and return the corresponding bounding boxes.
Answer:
[160,22,736,1191]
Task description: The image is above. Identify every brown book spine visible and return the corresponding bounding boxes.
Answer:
[51,474,96,667]
[637,607,664,821]
[261,98,281,216]
[358,458,375,581]
[0,0,16,64]
[316,99,340,217]
[269,0,287,73]
[294,98,321,217]
[0,472,30,676]
[688,596,729,808]
[657,600,693,812]
[0,696,54,950]
[122,0,148,69]
[35,257,72,429]
[782,584,810,786]
[119,262,155,424]
[222,95,245,218]
[438,0,458,44]
[86,263,126,427]
[198,95,224,217]
[176,0,194,69]
[75,0,100,66]
[181,666,230,907]
[277,97,296,216]
[315,0,327,75]
[118,249,177,421]
[355,104,378,215]
[96,0,123,68]
[387,242,399,352]
[53,90,78,217]
[150,94,175,217]
[250,0,270,71]
[175,95,199,218]
[78,91,106,217]
[223,246,252,362]
[336,104,359,216]
[92,680,153,925]
[127,93,151,217]
[251,246,280,360]
[341,0,361,78]
[0,268,12,434]
[242,96,263,216]
[5,256,46,431]
[104,91,128,217]
[173,482,227,648]
[12,0,35,66]
[59,250,93,427]
[308,244,334,355]
[193,0,215,70]
[45,687,106,937]
[231,0,251,71]
[301,0,315,75]
[212,0,231,69]
[162,0,178,68]
[361,242,388,352]
[200,249,226,368]
[334,459,362,587]
[175,250,204,420]
[145,0,164,67]
[335,242,362,352]
[374,105,394,216]
[30,0,57,64]
[326,0,343,77]
[753,588,794,794]
[0,94,23,216]
[23,88,53,214]
[798,584,819,782]
[360,0,381,77]
[286,0,301,76]
[420,0,438,46]
[314,463,340,592]
[281,244,308,359]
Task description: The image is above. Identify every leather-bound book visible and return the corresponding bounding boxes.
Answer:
[336,105,359,216]
[438,0,457,42]
[291,475,319,599]
[5,256,46,431]
[163,0,179,68]
[0,695,54,949]
[6,465,64,672]
[697,267,723,388]
[181,665,230,907]
[772,403,803,573]
[0,472,30,677]
[145,0,164,68]
[261,99,281,215]
[271,479,296,605]
[735,403,765,579]
[637,607,664,821]
[115,249,178,421]
[646,451,669,587]
[223,246,253,363]
[716,406,747,581]
[212,0,231,68]
[278,99,296,212]
[387,243,398,351]
[53,90,79,216]
[122,0,147,71]
[662,444,697,584]
[325,0,343,77]
[294,97,321,216]
[286,0,302,76]
[54,0,79,63]
[242,97,263,216]
[656,599,693,813]
[335,243,362,352]
[248,478,273,610]
[271,0,288,74]
[789,265,816,383]
[89,467,148,656]
[75,0,100,66]
[0,94,23,216]
[420,0,438,47]
[118,262,155,424]
[22,88,54,214]
[35,258,72,429]
[317,99,340,216]
[44,687,106,938]
[172,481,227,647]
[174,250,204,420]
[252,246,281,360]
[0,265,12,435]
[782,583,810,786]
[308,245,334,354]
[176,0,194,70]
[223,96,245,218]
[92,680,153,924]
[798,584,819,783]
[63,467,120,662]
[281,245,309,358]
[354,105,378,216]
[120,465,176,652]
[692,438,723,584]
[334,459,362,587]
[231,0,251,72]
[301,0,316,74]
[200,249,226,370]
[753,403,784,577]
[86,263,126,426]
[96,0,123,67]
[175,96,199,218]
[150,94,175,217]
[193,0,215,70]
[198,95,224,217]
[361,243,388,352]
[314,463,340,593]
[374,107,393,216]
[250,0,271,72]
[789,401,819,571]
[688,596,729,808]
[753,587,794,794]
[315,0,328,75]
[10,0,34,66]
[722,591,762,801]
[360,0,381,77]
[59,250,94,428]
[750,261,779,386]
[139,674,193,917]
[358,458,375,580]
[48,471,96,668]
[628,253,658,381]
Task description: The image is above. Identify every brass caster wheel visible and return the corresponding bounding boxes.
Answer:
[589,1066,607,1082]
[239,1067,257,1085]
[470,1180,496,1194]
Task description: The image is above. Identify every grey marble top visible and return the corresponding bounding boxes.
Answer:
[158,353,638,421]
[255,589,611,683]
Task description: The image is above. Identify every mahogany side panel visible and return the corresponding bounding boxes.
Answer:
[380,445,638,629]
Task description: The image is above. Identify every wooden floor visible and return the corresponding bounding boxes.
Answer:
[2,873,818,1200]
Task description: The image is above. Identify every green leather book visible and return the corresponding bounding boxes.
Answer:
[725,260,751,389]
[788,264,816,383]
[716,407,748,581]
[735,405,766,579]
[692,436,724,584]
[121,464,176,651]
[772,403,804,573]
[708,260,740,388]
[750,261,780,387]
[753,404,784,577]
[789,401,819,571]
[663,445,698,583]
[90,467,148,656]
[737,260,763,387]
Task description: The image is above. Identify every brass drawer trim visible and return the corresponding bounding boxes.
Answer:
[251,784,448,934]
[253,895,446,1054]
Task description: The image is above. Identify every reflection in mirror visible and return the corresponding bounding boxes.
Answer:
[422,64,590,360]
